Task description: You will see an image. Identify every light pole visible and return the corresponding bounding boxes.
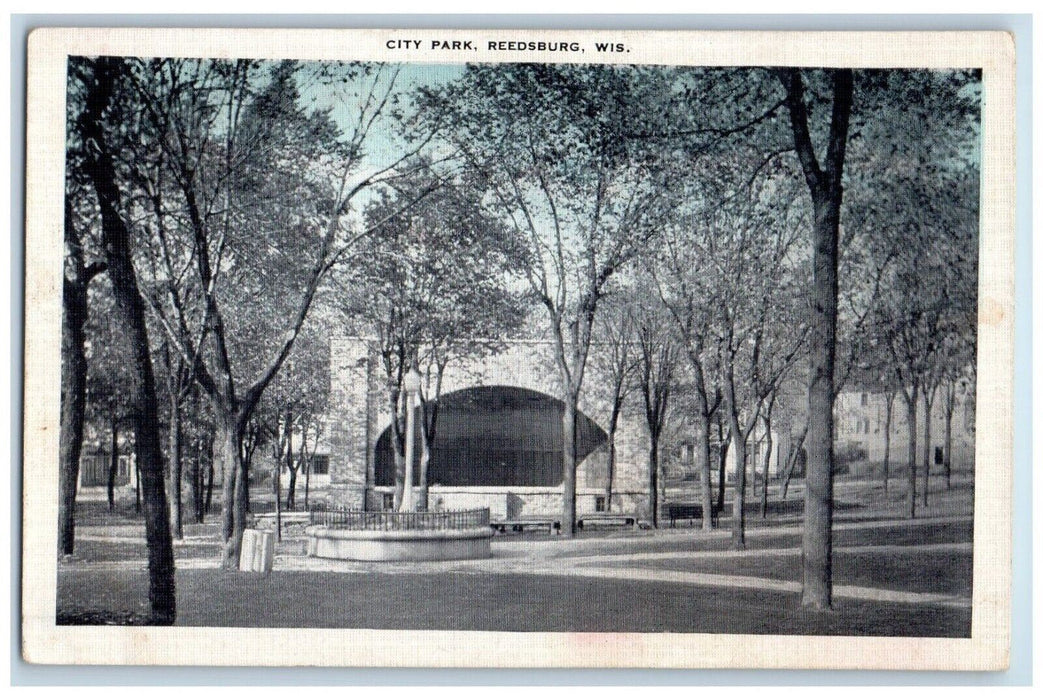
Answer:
[401,367,423,512]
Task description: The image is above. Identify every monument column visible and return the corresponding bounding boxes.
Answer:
[400,367,423,511]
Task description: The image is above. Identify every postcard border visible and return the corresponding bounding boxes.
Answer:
[20,26,1016,670]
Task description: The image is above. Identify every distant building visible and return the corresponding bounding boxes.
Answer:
[834,383,975,473]
[76,449,138,499]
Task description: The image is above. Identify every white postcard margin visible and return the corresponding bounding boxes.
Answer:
[21,28,1016,669]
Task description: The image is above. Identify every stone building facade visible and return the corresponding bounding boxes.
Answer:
[834,383,976,473]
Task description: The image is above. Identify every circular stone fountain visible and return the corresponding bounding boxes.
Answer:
[305,508,493,562]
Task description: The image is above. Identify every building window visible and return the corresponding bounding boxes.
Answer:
[382,493,394,510]
[860,392,869,406]
[595,495,607,512]
[308,455,329,475]
[934,446,944,465]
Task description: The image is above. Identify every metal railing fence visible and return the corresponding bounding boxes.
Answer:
[309,507,490,531]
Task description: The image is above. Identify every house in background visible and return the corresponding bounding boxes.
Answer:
[834,382,976,475]
[76,448,138,499]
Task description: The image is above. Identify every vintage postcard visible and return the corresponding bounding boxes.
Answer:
[22,27,1015,669]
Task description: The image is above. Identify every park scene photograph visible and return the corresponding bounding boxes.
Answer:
[53,55,980,637]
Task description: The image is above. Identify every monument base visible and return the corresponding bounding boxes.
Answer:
[305,524,493,562]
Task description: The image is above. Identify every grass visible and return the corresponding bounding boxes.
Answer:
[602,550,972,597]
[57,567,970,636]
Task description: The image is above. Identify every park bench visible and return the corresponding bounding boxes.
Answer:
[576,512,642,530]
[666,502,719,528]
[490,518,561,535]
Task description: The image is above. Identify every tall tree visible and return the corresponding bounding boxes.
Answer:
[340,173,525,510]
[590,303,638,512]
[779,68,854,609]
[126,59,437,565]
[634,299,680,528]
[652,211,724,532]
[698,162,809,549]
[845,69,980,520]
[58,196,106,555]
[71,56,176,623]
[429,64,680,535]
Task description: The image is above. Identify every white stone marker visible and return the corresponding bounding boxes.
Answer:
[239,528,274,573]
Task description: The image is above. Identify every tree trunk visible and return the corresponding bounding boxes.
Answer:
[922,389,934,508]
[781,424,807,500]
[944,382,955,489]
[134,460,141,514]
[755,446,763,500]
[389,388,406,510]
[905,386,919,519]
[730,423,747,550]
[286,469,298,512]
[168,398,183,540]
[717,431,729,515]
[392,449,405,511]
[58,208,91,556]
[783,67,853,610]
[190,442,204,524]
[605,406,621,512]
[192,431,209,523]
[238,452,250,525]
[242,448,252,515]
[760,419,773,519]
[107,410,118,512]
[883,392,894,495]
[283,409,294,514]
[79,56,175,622]
[418,432,431,511]
[561,397,578,538]
[216,414,249,568]
[274,460,283,542]
[205,458,215,517]
[647,433,660,528]
[696,412,714,531]
[303,447,311,510]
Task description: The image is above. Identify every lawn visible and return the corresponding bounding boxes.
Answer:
[599,549,973,597]
[57,567,970,637]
